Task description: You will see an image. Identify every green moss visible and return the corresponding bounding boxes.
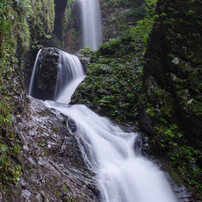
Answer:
[72,35,144,122]
[100,0,149,40]
[29,0,55,47]
[0,0,56,195]
[169,168,183,184]
[161,163,183,184]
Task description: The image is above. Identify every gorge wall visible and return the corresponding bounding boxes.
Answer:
[54,0,68,39]
[100,0,145,42]
[140,0,202,198]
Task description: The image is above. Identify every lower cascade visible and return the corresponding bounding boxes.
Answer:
[29,50,177,202]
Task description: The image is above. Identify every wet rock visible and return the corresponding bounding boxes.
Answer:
[32,48,60,100]
[67,118,77,132]
[11,96,99,201]
[134,135,143,155]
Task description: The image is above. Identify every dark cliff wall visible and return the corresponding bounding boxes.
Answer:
[140,0,202,199]
[54,0,68,39]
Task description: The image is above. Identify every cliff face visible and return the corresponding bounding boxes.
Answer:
[54,0,68,39]
[0,0,55,196]
[140,0,202,198]
[100,0,145,42]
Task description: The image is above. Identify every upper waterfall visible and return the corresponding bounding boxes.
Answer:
[79,0,103,50]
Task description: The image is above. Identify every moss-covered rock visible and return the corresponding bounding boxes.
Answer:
[71,35,144,123]
[31,48,60,100]
[0,0,55,196]
[140,0,202,199]
[100,0,146,41]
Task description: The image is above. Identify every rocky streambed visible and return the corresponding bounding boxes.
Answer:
[9,96,99,201]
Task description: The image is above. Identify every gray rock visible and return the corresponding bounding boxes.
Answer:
[12,96,99,201]
[32,48,60,100]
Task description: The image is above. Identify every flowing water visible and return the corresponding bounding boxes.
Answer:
[28,49,41,96]
[45,102,177,202]
[79,0,103,50]
[29,50,177,201]
[54,51,85,104]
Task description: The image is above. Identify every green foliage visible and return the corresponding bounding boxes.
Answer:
[72,0,158,122]
[141,0,202,197]
[29,0,55,47]
[100,0,146,40]
[0,95,22,190]
[63,0,76,36]
[0,0,55,194]
[143,83,202,196]
[128,0,158,44]
[155,123,202,196]
[74,59,142,121]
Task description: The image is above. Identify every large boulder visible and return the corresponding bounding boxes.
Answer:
[31,48,60,100]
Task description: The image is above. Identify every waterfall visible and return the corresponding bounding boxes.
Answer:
[28,48,177,201]
[37,53,178,202]
[28,49,85,103]
[28,49,41,96]
[54,51,85,104]
[79,0,103,50]
[45,101,177,202]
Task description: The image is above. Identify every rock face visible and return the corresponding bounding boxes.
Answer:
[64,1,81,53]
[32,48,60,100]
[100,0,145,42]
[140,0,202,199]
[54,0,68,39]
[11,96,99,201]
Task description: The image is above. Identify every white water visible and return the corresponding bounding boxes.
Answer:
[54,51,85,104]
[28,49,41,96]
[45,102,177,202]
[28,49,177,201]
[79,0,103,50]
[40,51,178,202]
